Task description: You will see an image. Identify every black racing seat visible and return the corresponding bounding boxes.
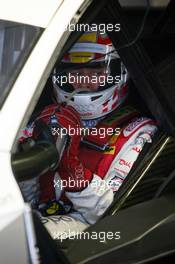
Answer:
[99,0,175,216]
[103,132,175,216]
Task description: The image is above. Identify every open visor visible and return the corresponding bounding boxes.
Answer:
[53,58,122,93]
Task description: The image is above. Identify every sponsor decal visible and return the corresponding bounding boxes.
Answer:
[109,176,123,192]
[104,146,116,155]
[123,117,149,137]
[119,158,132,168]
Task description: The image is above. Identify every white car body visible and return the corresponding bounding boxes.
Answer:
[0,0,92,262]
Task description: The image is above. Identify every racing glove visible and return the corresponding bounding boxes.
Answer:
[37,103,93,192]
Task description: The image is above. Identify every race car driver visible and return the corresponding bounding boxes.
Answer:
[19,30,158,240]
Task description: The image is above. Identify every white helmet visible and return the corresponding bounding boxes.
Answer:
[52,31,129,120]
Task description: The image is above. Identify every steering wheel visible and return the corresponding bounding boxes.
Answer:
[12,119,60,181]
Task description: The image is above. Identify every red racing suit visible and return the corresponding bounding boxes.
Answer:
[19,103,157,227]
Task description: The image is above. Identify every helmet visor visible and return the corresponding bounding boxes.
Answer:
[53,59,122,93]
[65,64,108,92]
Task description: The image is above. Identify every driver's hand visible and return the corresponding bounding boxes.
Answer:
[36,103,93,192]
